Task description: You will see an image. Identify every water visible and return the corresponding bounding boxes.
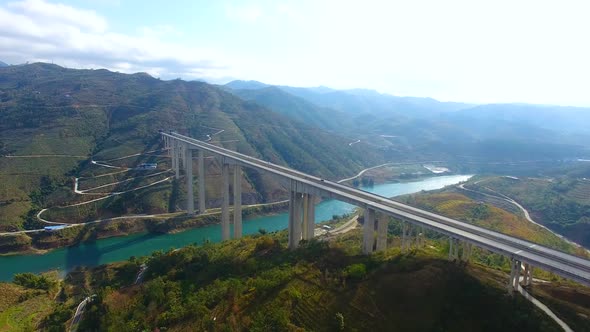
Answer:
[0,175,471,281]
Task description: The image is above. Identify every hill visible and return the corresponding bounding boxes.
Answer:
[2,183,589,331]
[0,63,384,232]
[463,170,590,248]
[0,231,582,331]
[401,192,585,255]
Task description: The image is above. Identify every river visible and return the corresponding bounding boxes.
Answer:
[0,174,471,281]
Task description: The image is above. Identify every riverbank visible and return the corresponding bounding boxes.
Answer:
[0,175,472,281]
[0,200,290,256]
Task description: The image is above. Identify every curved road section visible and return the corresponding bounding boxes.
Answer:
[165,132,590,287]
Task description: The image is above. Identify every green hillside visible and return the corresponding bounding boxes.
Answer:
[3,184,590,331]
[465,172,590,248]
[0,63,384,232]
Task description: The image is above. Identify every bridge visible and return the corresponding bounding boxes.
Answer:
[162,131,590,293]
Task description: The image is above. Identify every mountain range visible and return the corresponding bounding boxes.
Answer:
[224,80,590,162]
[2,63,590,232]
[0,63,382,231]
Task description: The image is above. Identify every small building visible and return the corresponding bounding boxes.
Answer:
[136,163,157,170]
[44,225,67,232]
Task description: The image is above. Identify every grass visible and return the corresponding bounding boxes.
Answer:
[404,192,582,255]
[62,230,572,331]
[0,272,61,332]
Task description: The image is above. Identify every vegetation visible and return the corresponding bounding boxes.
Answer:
[226,80,590,165]
[0,63,384,238]
[1,189,589,330]
[20,233,571,331]
[467,172,590,248]
[400,192,584,256]
[13,273,56,290]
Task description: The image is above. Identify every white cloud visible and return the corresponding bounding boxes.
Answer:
[8,0,107,33]
[225,3,263,23]
[0,0,234,80]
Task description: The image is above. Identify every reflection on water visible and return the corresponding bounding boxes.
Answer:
[0,174,471,281]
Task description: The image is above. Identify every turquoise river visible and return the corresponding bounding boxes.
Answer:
[0,175,471,281]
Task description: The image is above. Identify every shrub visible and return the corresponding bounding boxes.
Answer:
[13,272,55,290]
[255,236,275,252]
[344,263,367,280]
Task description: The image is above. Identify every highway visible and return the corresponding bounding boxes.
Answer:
[164,132,590,286]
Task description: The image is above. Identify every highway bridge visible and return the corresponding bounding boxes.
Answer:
[162,131,590,292]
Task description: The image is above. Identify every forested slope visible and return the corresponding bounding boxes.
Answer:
[0,63,383,231]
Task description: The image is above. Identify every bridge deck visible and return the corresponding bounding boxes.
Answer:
[163,132,590,286]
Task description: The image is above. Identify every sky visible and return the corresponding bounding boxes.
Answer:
[0,0,589,106]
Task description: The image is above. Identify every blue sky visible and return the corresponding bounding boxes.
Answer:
[1,0,590,107]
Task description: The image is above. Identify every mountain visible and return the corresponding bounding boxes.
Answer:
[0,61,8,67]
[225,80,590,163]
[450,103,590,135]
[0,63,384,232]
[224,79,270,90]
[225,86,354,131]
[225,80,471,116]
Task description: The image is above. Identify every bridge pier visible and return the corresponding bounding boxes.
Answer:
[362,208,375,254]
[376,218,387,252]
[288,190,304,249]
[401,221,407,251]
[198,149,206,213]
[180,142,186,169]
[449,237,460,260]
[233,165,242,238]
[522,263,533,286]
[221,162,230,241]
[302,194,315,240]
[185,147,195,215]
[173,140,180,179]
[508,258,522,294]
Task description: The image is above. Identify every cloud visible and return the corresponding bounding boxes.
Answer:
[0,0,234,80]
[225,3,263,23]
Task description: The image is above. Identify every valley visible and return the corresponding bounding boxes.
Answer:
[1,63,590,331]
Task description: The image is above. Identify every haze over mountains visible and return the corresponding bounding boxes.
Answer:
[225,80,590,162]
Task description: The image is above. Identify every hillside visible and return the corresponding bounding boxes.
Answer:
[0,63,384,232]
[2,185,589,331]
[226,86,354,131]
[401,192,585,256]
[464,171,590,248]
[0,231,581,331]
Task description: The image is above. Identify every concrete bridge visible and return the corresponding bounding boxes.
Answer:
[162,131,590,293]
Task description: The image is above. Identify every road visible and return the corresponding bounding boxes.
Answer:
[337,162,397,183]
[70,295,95,331]
[517,283,573,332]
[329,215,359,235]
[166,132,590,287]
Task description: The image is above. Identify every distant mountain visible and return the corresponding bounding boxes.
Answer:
[225,79,590,163]
[451,103,590,135]
[0,61,8,67]
[225,80,472,116]
[226,86,354,131]
[224,80,270,90]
